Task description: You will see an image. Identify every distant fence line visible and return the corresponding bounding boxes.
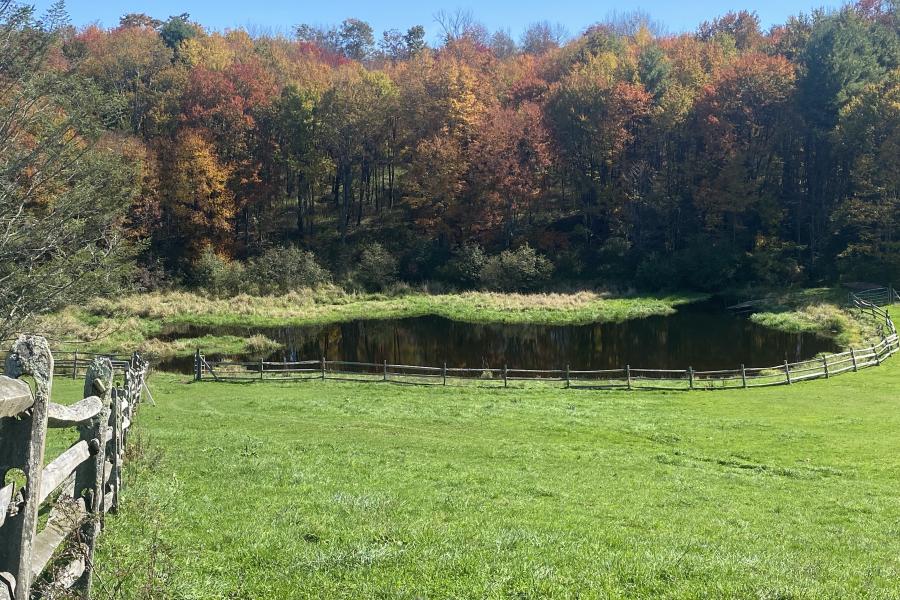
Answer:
[194,287,899,391]
[0,337,149,599]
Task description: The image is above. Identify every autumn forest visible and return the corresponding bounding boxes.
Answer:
[3,1,900,308]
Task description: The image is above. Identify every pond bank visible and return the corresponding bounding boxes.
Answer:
[38,288,705,358]
[36,286,874,363]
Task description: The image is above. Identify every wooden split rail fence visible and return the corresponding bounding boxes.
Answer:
[0,336,148,599]
[194,288,898,391]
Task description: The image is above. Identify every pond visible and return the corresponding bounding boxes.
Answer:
[156,298,840,373]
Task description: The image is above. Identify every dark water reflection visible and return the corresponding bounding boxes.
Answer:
[157,299,839,373]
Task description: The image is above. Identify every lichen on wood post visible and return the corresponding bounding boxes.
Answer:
[72,356,112,598]
[0,335,53,600]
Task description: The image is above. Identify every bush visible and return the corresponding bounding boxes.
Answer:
[191,248,245,297]
[247,247,331,295]
[439,243,486,288]
[354,243,398,291]
[480,244,553,292]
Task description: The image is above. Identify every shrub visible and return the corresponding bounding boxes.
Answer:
[354,242,398,291]
[480,244,553,292]
[191,248,244,297]
[439,243,486,288]
[247,247,331,295]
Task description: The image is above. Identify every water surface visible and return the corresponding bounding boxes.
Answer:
[157,299,839,373]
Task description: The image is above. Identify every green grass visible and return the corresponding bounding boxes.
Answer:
[43,307,900,598]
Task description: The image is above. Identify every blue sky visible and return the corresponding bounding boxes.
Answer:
[34,0,844,41]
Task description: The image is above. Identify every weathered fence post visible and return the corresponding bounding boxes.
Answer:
[503,365,508,388]
[72,350,78,380]
[0,336,53,600]
[626,365,632,390]
[383,360,388,382]
[874,343,881,366]
[784,360,792,385]
[822,355,830,378]
[73,357,113,598]
[850,347,858,371]
[442,362,447,386]
[565,364,570,389]
[321,356,326,380]
[741,364,747,388]
[259,359,264,381]
[108,388,122,514]
[194,348,201,381]
[687,366,694,390]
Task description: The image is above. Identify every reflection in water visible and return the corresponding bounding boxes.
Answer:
[157,300,839,373]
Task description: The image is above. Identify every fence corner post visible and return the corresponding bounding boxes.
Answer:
[626,364,632,390]
[822,354,830,378]
[850,347,858,372]
[687,366,694,390]
[741,364,747,388]
[784,360,792,385]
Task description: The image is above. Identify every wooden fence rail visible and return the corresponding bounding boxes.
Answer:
[194,288,898,391]
[0,336,148,599]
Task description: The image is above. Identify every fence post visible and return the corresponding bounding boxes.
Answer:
[321,356,326,380]
[259,359,264,381]
[687,366,694,390]
[784,360,792,385]
[822,355,830,378]
[0,336,53,600]
[383,360,388,382]
[109,388,122,514]
[72,350,78,380]
[850,347,858,372]
[565,364,570,389]
[503,365,508,388]
[442,362,447,386]
[194,348,201,381]
[73,356,113,598]
[741,364,747,388]
[626,365,632,390]
[874,343,881,366]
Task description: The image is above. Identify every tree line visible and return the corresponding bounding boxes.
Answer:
[1,1,898,322]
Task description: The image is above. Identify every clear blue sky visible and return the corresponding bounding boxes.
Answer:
[34,0,844,41]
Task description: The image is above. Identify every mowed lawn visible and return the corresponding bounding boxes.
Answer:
[51,313,900,598]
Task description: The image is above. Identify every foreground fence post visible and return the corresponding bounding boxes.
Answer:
[626,365,632,390]
[321,357,326,380]
[741,364,747,388]
[565,364,570,389]
[0,336,53,600]
[442,362,447,386]
[74,357,113,597]
[687,366,694,390]
[822,355,830,378]
[503,365,508,388]
[784,360,792,385]
[194,349,201,381]
[259,359,264,381]
[851,348,858,372]
[874,343,881,366]
[383,360,388,382]
[72,350,78,380]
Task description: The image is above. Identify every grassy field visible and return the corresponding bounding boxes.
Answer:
[45,307,900,598]
[38,288,705,358]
